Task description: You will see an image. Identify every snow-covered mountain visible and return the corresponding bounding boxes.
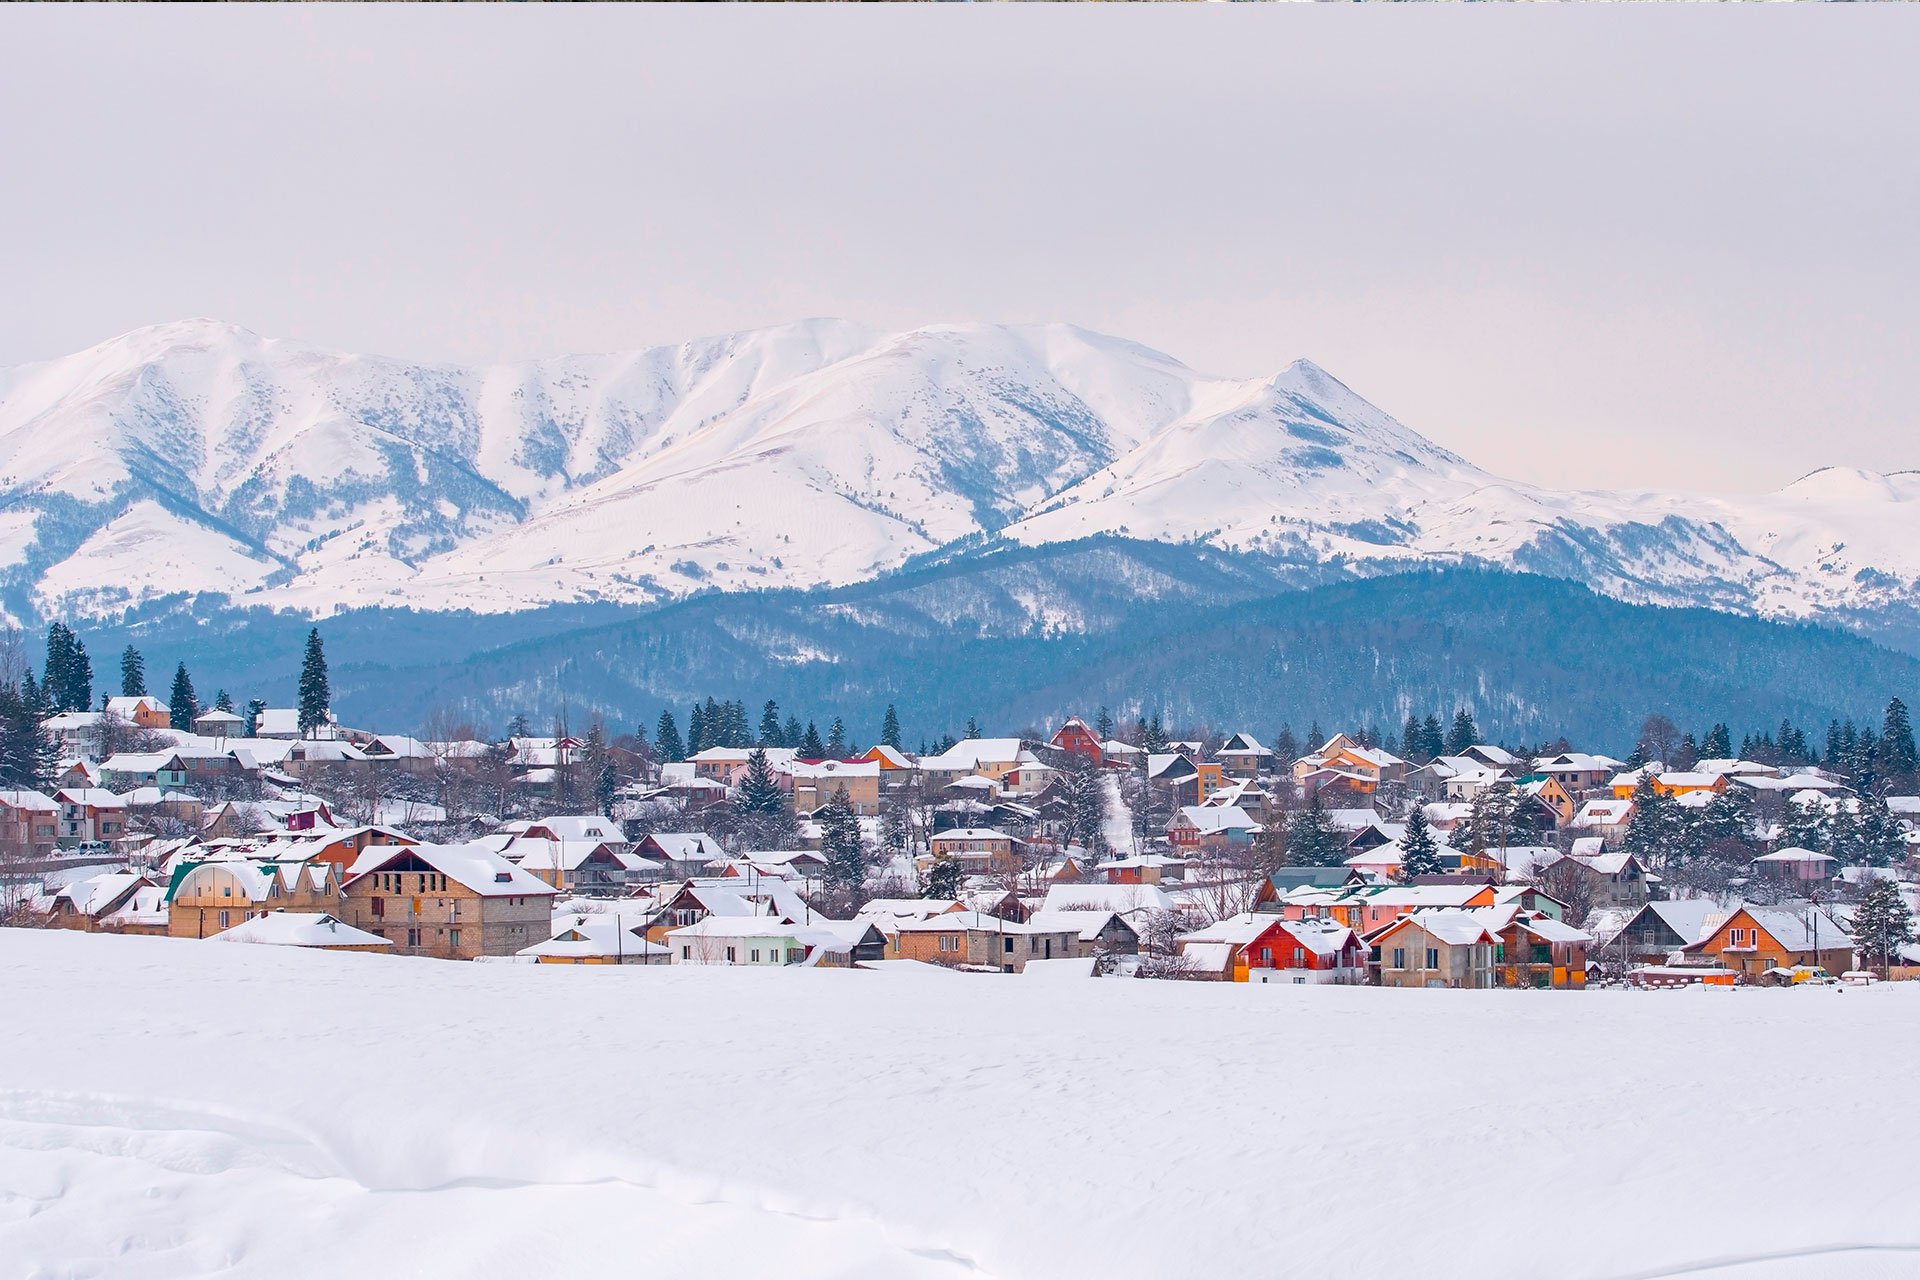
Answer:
[3,318,1917,641]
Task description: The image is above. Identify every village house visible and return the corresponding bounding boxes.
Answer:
[1537,850,1655,912]
[519,913,670,964]
[47,872,162,934]
[1483,909,1591,988]
[1607,899,1726,968]
[340,842,554,959]
[1166,803,1260,853]
[0,790,60,858]
[166,859,345,939]
[1370,910,1500,989]
[919,738,1030,787]
[1279,882,1500,936]
[53,787,129,846]
[1681,903,1853,979]
[1178,913,1367,984]
[105,695,171,731]
[1047,717,1104,766]
[927,827,1021,874]
[1101,853,1189,885]
[1215,732,1274,779]
[636,832,728,879]
[208,910,394,952]
[1532,752,1627,796]
[893,910,1086,972]
[790,759,881,815]
[665,916,867,967]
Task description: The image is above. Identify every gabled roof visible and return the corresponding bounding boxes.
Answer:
[345,841,554,897]
[920,738,1025,770]
[210,911,392,948]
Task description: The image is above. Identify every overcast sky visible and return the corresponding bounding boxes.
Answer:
[2,6,1915,494]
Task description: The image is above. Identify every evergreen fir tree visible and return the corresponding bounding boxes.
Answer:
[1622,777,1685,870]
[965,716,981,740]
[800,721,826,758]
[42,624,73,712]
[759,700,783,746]
[214,689,234,713]
[1781,798,1829,854]
[881,704,902,750]
[654,711,685,763]
[1143,713,1169,754]
[581,720,610,806]
[686,702,706,755]
[167,663,198,732]
[1273,724,1299,765]
[1702,723,1733,759]
[1400,715,1423,762]
[825,717,848,758]
[1851,877,1915,976]
[1825,720,1844,767]
[736,747,785,817]
[120,644,147,698]
[506,712,531,739]
[595,762,618,816]
[1420,714,1445,758]
[1307,721,1325,750]
[245,698,266,738]
[1447,708,1478,756]
[818,788,868,903]
[1284,795,1343,867]
[924,856,964,900]
[1397,805,1443,881]
[1881,697,1918,780]
[1093,707,1114,742]
[296,629,330,737]
[782,714,804,750]
[1852,792,1905,867]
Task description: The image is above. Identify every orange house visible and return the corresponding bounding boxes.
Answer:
[1681,903,1852,979]
[1651,772,1728,799]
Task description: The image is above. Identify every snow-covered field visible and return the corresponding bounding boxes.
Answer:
[4,929,1916,1280]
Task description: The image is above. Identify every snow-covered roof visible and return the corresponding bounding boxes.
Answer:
[54,872,148,916]
[209,911,392,948]
[346,841,555,898]
[1174,804,1259,835]
[1023,909,1132,943]
[518,915,666,959]
[1041,883,1177,915]
[920,738,1025,771]
[0,789,59,812]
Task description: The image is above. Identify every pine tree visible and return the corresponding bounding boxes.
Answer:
[965,716,981,740]
[1447,708,1478,756]
[686,702,706,755]
[1284,795,1343,868]
[214,688,234,713]
[1782,797,1830,854]
[245,698,266,738]
[1273,724,1299,765]
[1702,723,1733,759]
[782,714,804,750]
[655,711,685,763]
[581,719,610,809]
[1401,715,1423,763]
[924,856,964,900]
[1622,777,1685,871]
[120,644,147,698]
[42,624,73,712]
[1093,707,1114,742]
[1307,721,1325,750]
[825,717,848,758]
[800,721,826,758]
[1143,713,1169,754]
[1420,714,1445,758]
[881,704,902,750]
[1852,792,1905,868]
[818,788,868,904]
[1397,804,1443,881]
[1881,697,1917,780]
[595,762,618,816]
[296,628,330,737]
[1851,877,1915,976]
[507,712,531,740]
[736,747,785,817]
[168,663,198,731]
[759,700,783,746]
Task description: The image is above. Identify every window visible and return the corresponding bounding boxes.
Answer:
[1425,948,1439,969]
[1292,947,1305,966]
[751,949,761,963]
[1259,947,1273,964]
[371,897,384,918]
[725,946,736,962]
[681,946,691,960]
[1004,936,1015,954]
[448,929,461,948]
[939,935,958,953]
[217,910,230,928]
[1391,947,1406,969]
[406,928,421,947]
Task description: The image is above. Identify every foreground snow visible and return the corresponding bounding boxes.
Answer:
[4,930,1917,1279]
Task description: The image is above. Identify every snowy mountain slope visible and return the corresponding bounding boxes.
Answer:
[3,317,1918,639]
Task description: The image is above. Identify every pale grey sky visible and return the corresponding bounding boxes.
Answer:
[2,5,1915,494]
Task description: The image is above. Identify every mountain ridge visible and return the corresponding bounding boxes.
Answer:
[3,318,1917,646]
